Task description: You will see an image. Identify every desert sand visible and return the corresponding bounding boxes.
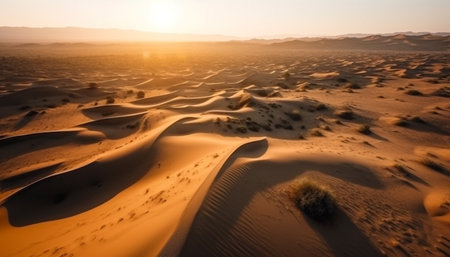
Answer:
[0,39,449,257]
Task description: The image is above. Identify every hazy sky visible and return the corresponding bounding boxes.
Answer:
[1,0,449,37]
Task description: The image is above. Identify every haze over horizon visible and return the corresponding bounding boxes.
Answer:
[1,0,449,38]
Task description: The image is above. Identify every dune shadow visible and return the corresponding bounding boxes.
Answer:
[180,158,384,256]
[0,163,61,191]
[2,151,156,226]
[13,112,38,130]
[0,131,80,163]
[305,207,383,257]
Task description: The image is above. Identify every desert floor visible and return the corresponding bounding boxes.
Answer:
[0,44,449,257]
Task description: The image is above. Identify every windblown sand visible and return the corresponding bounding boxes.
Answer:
[0,44,449,257]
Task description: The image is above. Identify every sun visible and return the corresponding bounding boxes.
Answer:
[149,1,179,32]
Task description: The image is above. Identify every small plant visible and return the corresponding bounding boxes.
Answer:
[136,91,145,99]
[310,129,324,137]
[286,109,302,121]
[292,178,335,220]
[344,83,361,89]
[334,110,353,120]
[405,90,423,96]
[315,103,327,111]
[393,117,408,127]
[357,124,371,134]
[235,126,247,133]
[25,110,38,117]
[106,96,115,104]
[88,82,98,89]
[409,116,425,124]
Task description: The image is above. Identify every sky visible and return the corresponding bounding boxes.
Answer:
[0,0,449,38]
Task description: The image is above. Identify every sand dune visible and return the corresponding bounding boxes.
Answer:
[0,44,449,257]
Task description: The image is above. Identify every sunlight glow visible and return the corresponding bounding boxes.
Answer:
[149,1,179,32]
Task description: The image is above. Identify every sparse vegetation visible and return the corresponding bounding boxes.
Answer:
[310,128,324,137]
[409,116,425,124]
[25,110,38,117]
[285,109,302,121]
[344,82,361,89]
[334,110,354,120]
[88,82,98,89]
[106,96,115,104]
[393,117,408,126]
[357,124,371,134]
[315,103,327,111]
[137,91,145,99]
[292,178,335,220]
[432,87,450,98]
[405,90,423,96]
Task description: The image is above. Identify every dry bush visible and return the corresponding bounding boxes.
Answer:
[292,178,335,220]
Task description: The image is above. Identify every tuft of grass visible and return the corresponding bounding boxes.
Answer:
[357,124,372,134]
[25,110,39,117]
[409,116,426,124]
[136,91,145,99]
[106,96,115,104]
[88,82,98,89]
[292,178,335,220]
[405,90,423,96]
[310,129,324,137]
[334,110,354,120]
[344,83,361,89]
[315,103,327,111]
[286,109,302,121]
[393,117,408,127]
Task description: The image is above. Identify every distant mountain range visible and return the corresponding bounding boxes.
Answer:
[0,27,448,51]
[0,27,238,43]
[270,34,450,51]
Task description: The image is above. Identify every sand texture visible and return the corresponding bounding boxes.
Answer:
[0,43,449,257]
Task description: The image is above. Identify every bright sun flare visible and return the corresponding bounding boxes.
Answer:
[150,1,179,32]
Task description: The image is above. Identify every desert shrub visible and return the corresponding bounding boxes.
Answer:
[357,124,371,134]
[88,82,98,89]
[106,96,115,104]
[405,90,423,96]
[393,117,408,126]
[432,87,450,98]
[235,126,247,133]
[315,103,327,111]
[310,128,324,137]
[293,179,335,220]
[344,83,361,89]
[286,109,302,121]
[334,110,353,120]
[25,110,38,117]
[409,116,425,124]
[136,91,145,99]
